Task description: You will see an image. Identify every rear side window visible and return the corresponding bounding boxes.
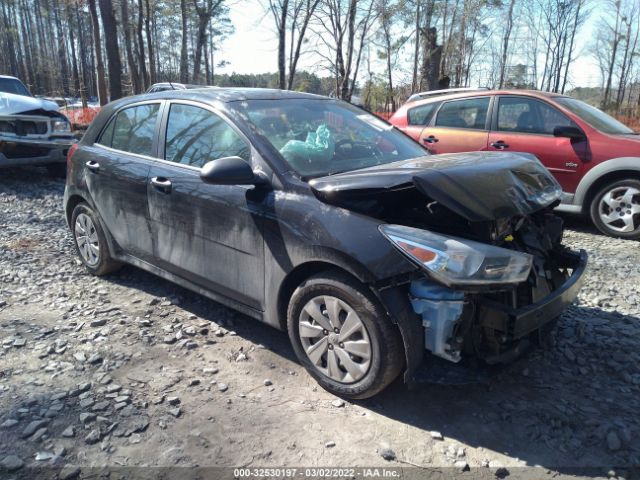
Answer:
[435,97,490,129]
[98,103,160,156]
[164,103,250,168]
[407,103,437,126]
[497,97,574,134]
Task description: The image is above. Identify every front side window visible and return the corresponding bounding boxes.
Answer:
[497,97,574,134]
[229,99,429,178]
[435,97,490,129]
[164,104,250,168]
[408,103,438,126]
[0,77,32,97]
[101,103,160,156]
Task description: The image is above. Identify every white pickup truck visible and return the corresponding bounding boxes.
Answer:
[0,75,76,177]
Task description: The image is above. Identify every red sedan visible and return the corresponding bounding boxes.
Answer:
[389,89,640,239]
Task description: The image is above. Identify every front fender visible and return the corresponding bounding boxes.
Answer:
[573,157,640,207]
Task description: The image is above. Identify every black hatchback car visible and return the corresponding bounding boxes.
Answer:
[64,88,587,398]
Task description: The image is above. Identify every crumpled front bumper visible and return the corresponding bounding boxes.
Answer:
[0,136,76,167]
[476,249,587,342]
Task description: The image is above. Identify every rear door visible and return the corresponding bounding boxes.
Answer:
[488,95,587,193]
[146,101,265,309]
[401,102,439,142]
[84,102,161,260]
[421,96,491,153]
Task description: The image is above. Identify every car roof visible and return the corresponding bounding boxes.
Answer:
[0,75,21,80]
[404,89,567,107]
[126,87,327,105]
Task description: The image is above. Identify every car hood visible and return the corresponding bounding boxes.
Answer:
[309,151,562,222]
[0,92,60,115]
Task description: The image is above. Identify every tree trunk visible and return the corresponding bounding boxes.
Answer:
[88,0,108,104]
[98,0,123,100]
[411,0,421,93]
[145,0,156,84]
[121,0,141,93]
[180,0,189,82]
[498,0,516,88]
[136,0,149,88]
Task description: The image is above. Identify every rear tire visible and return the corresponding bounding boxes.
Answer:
[287,271,404,399]
[71,203,122,276]
[46,163,67,178]
[590,179,640,239]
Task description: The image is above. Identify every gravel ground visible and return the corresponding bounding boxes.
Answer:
[1,167,639,480]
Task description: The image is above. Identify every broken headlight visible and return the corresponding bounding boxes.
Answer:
[52,118,71,133]
[379,224,533,287]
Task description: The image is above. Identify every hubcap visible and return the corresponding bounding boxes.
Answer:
[74,213,100,267]
[298,295,372,384]
[598,186,640,233]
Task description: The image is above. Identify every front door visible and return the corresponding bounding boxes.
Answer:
[421,96,490,154]
[84,102,161,259]
[488,95,588,193]
[146,102,264,309]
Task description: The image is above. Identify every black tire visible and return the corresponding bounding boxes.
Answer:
[70,203,122,276]
[287,271,404,399]
[590,179,640,239]
[46,163,67,178]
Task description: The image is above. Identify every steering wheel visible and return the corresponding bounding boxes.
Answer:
[334,138,384,163]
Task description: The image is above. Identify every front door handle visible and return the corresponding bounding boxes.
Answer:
[423,135,439,144]
[150,176,172,193]
[491,141,509,150]
[86,160,100,172]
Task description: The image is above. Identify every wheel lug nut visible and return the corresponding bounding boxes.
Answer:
[323,330,328,335]
[334,328,339,333]
[328,344,334,350]
[339,342,344,348]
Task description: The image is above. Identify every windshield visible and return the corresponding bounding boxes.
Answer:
[230,99,429,177]
[555,97,634,135]
[0,78,32,97]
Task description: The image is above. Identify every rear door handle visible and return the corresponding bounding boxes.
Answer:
[423,135,439,144]
[150,176,172,193]
[490,141,509,150]
[86,160,100,172]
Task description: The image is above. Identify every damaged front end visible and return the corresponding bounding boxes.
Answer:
[309,152,587,382]
[0,92,76,168]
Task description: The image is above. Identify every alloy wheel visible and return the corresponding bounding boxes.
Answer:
[598,186,640,234]
[298,295,372,383]
[74,213,100,267]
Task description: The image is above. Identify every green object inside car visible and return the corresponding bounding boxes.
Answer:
[279,124,335,171]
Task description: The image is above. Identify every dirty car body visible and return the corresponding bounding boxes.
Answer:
[0,75,76,171]
[64,89,587,398]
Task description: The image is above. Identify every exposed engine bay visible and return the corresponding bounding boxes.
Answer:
[309,152,587,368]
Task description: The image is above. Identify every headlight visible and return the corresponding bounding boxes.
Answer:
[379,224,532,287]
[52,119,71,132]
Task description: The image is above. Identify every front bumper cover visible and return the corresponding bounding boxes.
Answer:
[476,249,587,340]
[0,136,76,167]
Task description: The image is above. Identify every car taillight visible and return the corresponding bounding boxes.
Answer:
[67,143,79,166]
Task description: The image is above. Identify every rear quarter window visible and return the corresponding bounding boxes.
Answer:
[407,103,438,126]
[97,103,160,156]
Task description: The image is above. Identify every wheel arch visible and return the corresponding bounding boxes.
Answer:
[573,157,640,213]
[65,194,88,226]
[581,169,640,214]
[276,261,370,331]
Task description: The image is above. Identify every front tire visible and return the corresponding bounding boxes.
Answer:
[287,271,404,399]
[71,203,122,276]
[590,179,640,239]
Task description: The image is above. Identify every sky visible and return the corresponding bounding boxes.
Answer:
[216,0,603,89]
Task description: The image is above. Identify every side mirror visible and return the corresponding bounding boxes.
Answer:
[200,156,266,186]
[553,125,585,140]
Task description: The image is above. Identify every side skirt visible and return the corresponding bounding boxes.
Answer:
[115,253,265,323]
